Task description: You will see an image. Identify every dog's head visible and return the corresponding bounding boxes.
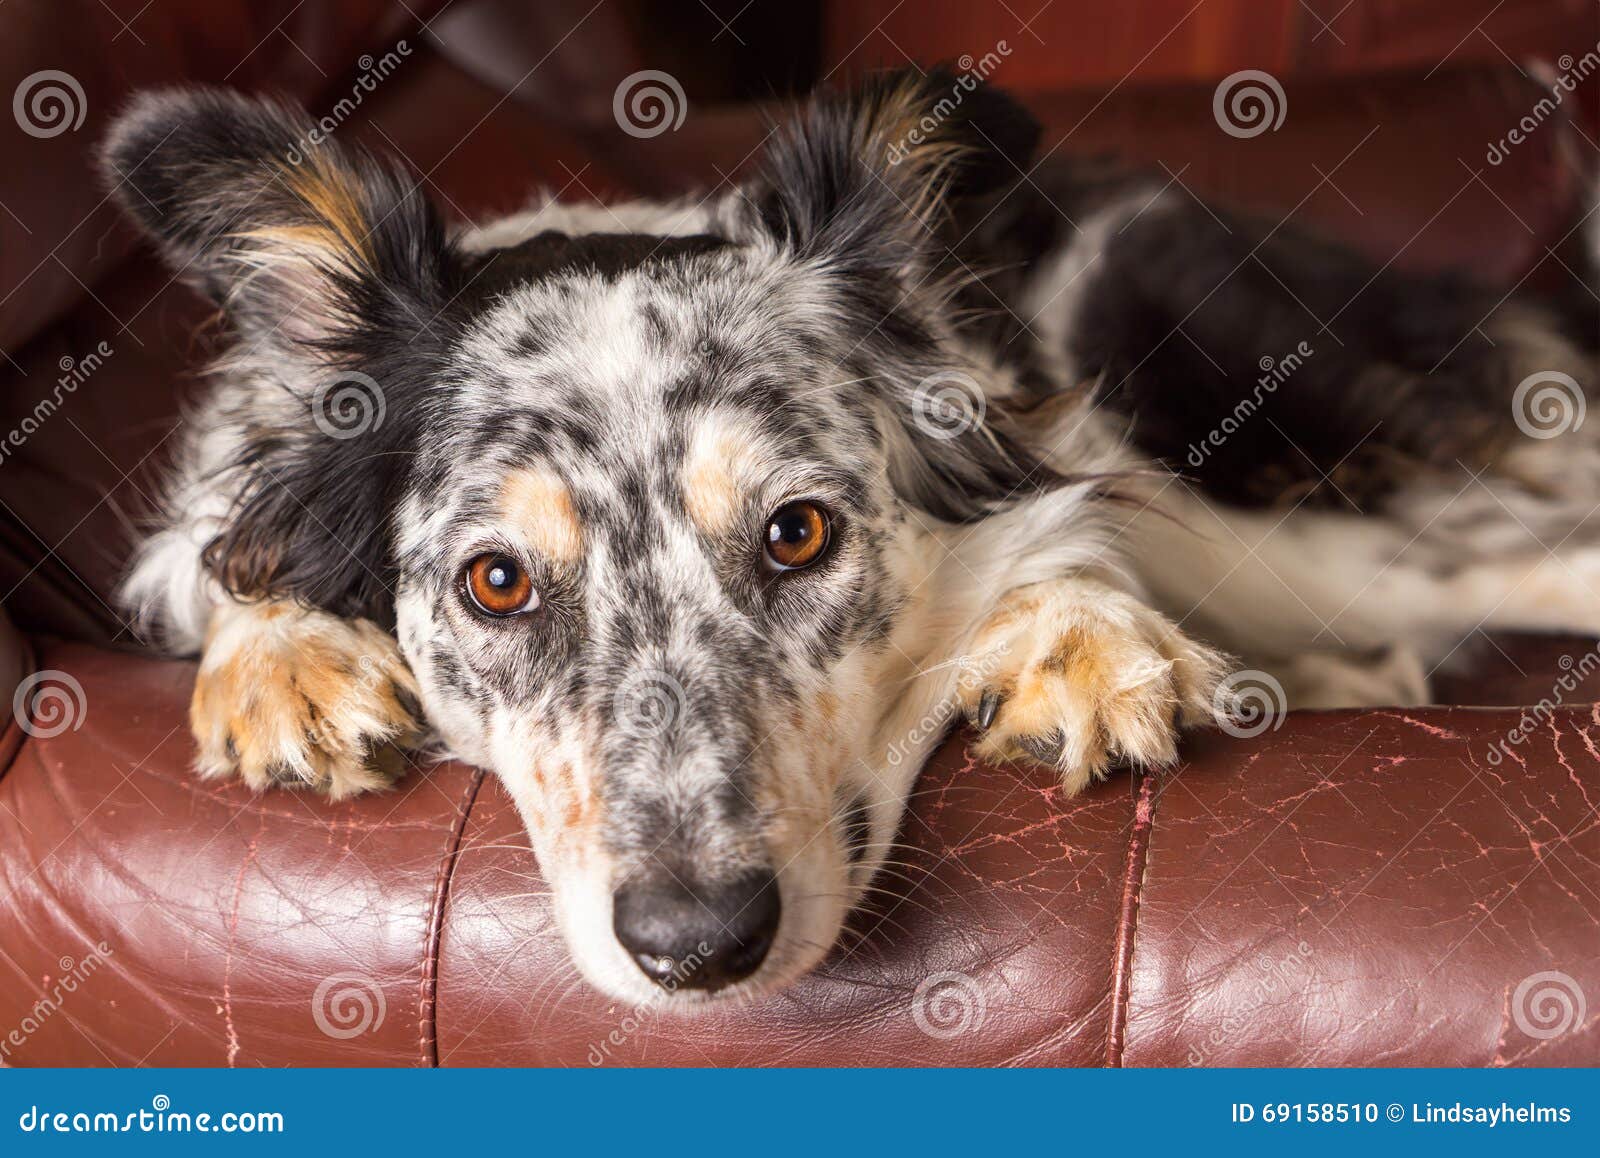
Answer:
[106,74,1065,1003]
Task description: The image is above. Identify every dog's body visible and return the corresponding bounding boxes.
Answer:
[979,160,1600,706]
[105,75,1598,1005]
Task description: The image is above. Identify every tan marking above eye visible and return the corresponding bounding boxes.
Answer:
[763,501,831,570]
[682,420,761,537]
[500,468,582,563]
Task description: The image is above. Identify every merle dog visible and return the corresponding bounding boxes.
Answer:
[103,72,1598,1003]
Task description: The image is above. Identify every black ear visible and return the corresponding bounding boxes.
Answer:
[197,379,424,625]
[103,89,456,621]
[751,70,1064,522]
[752,67,1040,274]
[101,87,452,349]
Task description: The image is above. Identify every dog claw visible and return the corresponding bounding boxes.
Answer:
[1020,730,1066,767]
[977,689,1001,730]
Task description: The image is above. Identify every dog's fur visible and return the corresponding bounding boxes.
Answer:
[103,73,1599,1005]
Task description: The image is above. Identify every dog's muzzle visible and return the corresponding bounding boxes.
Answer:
[611,867,780,992]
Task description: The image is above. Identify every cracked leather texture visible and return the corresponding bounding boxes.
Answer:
[1127,714,1600,1065]
[2,638,1595,1066]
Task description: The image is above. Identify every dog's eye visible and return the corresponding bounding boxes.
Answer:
[464,553,540,616]
[763,501,831,571]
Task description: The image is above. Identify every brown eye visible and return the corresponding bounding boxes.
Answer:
[464,553,539,616]
[763,501,831,571]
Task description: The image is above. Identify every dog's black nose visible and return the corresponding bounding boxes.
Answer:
[612,869,780,991]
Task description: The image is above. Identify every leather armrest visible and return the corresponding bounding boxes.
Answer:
[0,640,1594,1065]
[441,708,1600,1066]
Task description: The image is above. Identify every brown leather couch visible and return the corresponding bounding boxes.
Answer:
[1,1,1596,1066]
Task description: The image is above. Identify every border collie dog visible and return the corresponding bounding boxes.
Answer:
[104,72,1597,1004]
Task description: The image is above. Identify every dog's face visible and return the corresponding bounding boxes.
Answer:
[105,75,1048,1003]
[393,238,928,1001]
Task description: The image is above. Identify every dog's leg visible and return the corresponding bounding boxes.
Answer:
[1272,646,1429,709]
[952,575,1227,795]
[190,599,423,800]
[118,422,425,798]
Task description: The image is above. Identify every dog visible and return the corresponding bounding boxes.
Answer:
[102,71,1598,1005]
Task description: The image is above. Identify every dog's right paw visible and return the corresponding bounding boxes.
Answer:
[189,601,423,801]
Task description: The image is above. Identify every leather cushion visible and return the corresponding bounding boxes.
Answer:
[2,639,1594,1066]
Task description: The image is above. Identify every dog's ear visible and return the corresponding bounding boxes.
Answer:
[102,87,451,349]
[750,70,1063,522]
[103,88,454,622]
[750,67,1039,275]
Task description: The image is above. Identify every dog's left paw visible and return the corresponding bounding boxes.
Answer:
[957,577,1227,795]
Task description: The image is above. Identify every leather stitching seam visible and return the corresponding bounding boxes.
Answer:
[1105,770,1158,1066]
[418,766,486,1067]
